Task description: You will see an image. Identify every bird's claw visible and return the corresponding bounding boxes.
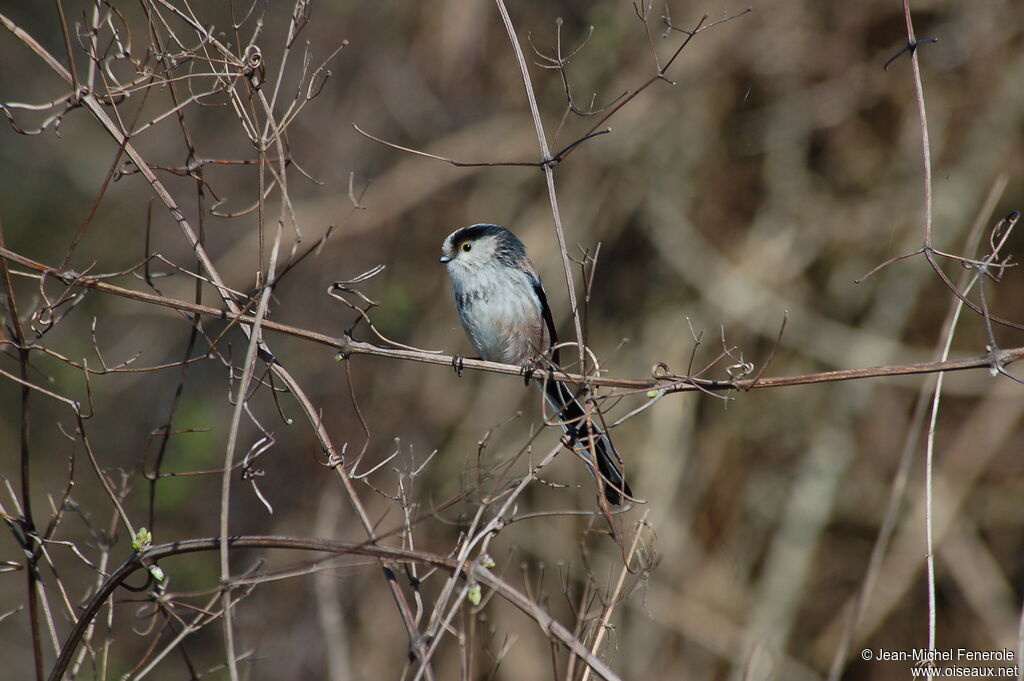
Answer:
[452,353,465,377]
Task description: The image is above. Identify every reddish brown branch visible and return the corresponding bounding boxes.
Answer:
[3,246,1020,399]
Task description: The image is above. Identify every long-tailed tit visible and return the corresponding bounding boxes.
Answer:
[440,224,631,504]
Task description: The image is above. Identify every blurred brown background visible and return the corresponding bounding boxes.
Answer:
[1,1,1022,679]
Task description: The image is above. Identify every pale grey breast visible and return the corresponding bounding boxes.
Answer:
[453,263,549,365]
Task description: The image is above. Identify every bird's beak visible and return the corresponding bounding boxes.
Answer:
[439,255,452,263]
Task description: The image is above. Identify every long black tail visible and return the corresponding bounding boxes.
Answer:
[542,378,631,504]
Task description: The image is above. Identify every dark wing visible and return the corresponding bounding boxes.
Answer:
[529,273,631,504]
[531,276,559,365]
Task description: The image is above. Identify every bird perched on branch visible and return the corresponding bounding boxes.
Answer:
[440,224,631,504]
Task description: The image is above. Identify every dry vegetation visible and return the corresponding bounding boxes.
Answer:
[0,1,1022,680]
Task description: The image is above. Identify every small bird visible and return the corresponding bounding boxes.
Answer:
[440,224,631,504]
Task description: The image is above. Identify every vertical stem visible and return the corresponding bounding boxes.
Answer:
[494,0,587,371]
[900,2,937,670]
[52,0,78,92]
[219,267,274,681]
[0,221,43,681]
[901,0,933,248]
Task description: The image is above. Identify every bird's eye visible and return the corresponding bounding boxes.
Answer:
[460,242,472,253]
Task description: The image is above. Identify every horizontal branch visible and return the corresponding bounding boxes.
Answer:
[352,122,610,168]
[48,535,620,681]
[2,246,1021,398]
